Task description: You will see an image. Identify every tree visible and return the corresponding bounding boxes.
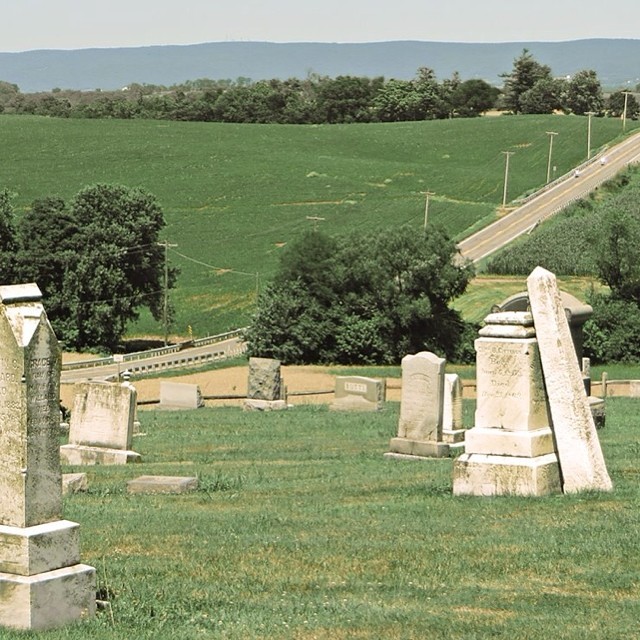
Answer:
[450,79,500,117]
[592,191,640,304]
[14,196,79,335]
[15,184,177,351]
[519,77,566,114]
[564,70,604,115]
[0,189,18,283]
[607,90,640,119]
[501,49,553,114]
[246,225,475,364]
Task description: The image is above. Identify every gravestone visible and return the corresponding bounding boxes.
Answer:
[127,475,199,494]
[526,267,612,492]
[244,357,287,411]
[452,311,561,496]
[442,373,466,448]
[386,351,450,459]
[0,283,95,630]
[160,381,204,409]
[60,381,141,465]
[329,376,386,412]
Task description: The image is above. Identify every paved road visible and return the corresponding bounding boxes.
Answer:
[457,130,640,264]
[61,335,246,383]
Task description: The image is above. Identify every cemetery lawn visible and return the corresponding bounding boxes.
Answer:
[23,399,639,639]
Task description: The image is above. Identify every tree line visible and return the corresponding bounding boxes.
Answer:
[1,51,637,124]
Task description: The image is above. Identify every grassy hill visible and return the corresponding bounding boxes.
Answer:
[1,113,637,340]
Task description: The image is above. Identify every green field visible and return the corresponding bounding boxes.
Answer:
[2,114,637,339]
[7,399,636,639]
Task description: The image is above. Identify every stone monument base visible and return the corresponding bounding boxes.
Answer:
[452,452,562,496]
[387,437,451,459]
[464,427,556,458]
[0,564,96,630]
[60,444,141,465]
[243,399,288,411]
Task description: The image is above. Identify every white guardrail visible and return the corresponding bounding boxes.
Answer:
[62,328,248,372]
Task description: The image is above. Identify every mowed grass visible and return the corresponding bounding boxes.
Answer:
[9,399,634,639]
[1,114,637,339]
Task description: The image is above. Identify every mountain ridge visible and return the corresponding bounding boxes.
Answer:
[1,39,638,93]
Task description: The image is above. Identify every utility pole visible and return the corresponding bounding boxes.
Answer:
[421,190,435,230]
[306,216,325,232]
[502,151,514,208]
[622,91,632,132]
[586,111,596,159]
[545,132,558,184]
[158,240,177,346]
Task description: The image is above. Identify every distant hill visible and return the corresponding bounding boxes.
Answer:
[1,39,639,93]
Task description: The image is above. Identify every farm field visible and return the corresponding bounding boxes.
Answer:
[2,113,638,339]
[10,398,638,639]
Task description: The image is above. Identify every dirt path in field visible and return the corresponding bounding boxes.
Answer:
[59,364,403,410]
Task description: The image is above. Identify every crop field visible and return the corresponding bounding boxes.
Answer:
[1,114,637,339]
[6,398,637,639]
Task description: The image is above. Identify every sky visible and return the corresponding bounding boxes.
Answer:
[4,0,640,53]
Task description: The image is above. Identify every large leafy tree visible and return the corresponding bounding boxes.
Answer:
[565,69,604,115]
[246,225,475,365]
[450,79,500,117]
[15,196,78,334]
[14,184,177,351]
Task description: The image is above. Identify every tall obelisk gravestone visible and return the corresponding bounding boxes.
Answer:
[0,284,95,630]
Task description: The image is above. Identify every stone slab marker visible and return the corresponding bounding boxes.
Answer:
[386,351,450,459]
[442,373,466,448]
[60,381,141,465]
[329,376,386,412]
[0,284,95,630]
[244,356,287,411]
[526,267,612,492]
[160,381,204,409]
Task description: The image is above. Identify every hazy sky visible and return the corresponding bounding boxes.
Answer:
[4,0,640,52]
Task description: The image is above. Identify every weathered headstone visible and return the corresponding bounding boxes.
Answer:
[244,357,287,411]
[329,376,386,412]
[442,373,466,447]
[526,266,612,492]
[160,381,204,409]
[452,311,562,497]
[0,283,95,630]
[60,381,141,465]
[386,352,450,459]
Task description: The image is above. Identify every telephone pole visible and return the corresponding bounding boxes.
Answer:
[502,151,514,208]
[421,190,435,230]
[586,111,596,159]
[545,132,558,184]
[158,240,177,346]
[622,91,632,132]
[306,216,325,231]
